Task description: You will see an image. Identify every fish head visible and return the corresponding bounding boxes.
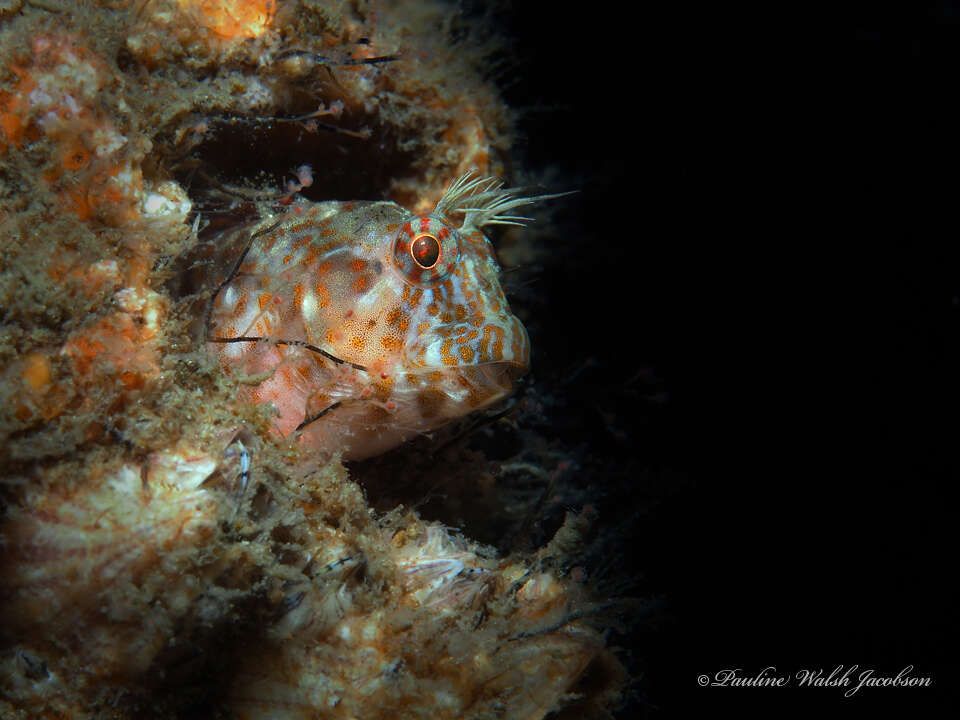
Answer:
[208,177,536,459]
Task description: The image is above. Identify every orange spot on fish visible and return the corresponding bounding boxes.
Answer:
[441,338,456,365]
[386,309,410,332]
[482,325,504,361]
[381,335,403,351]
[235,294,248,316]
[301,247,319,266]
[315,282,330,308]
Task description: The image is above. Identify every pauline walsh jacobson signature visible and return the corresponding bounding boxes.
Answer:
[697,665,931,697]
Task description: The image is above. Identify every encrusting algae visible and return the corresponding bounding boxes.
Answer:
[0,2,628,718]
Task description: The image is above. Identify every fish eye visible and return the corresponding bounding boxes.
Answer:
[411,234,441,269]
[391,215,459,286]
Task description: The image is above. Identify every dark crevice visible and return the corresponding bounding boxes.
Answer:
[174,112,420,207]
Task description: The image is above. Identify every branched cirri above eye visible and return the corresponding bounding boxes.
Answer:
[435,172,575,229]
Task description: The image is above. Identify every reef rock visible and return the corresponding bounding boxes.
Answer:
[0,2,625,718]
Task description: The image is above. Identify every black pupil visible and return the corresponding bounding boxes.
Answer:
[411,235,441,268]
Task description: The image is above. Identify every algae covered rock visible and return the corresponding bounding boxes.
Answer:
[0,2,629,718]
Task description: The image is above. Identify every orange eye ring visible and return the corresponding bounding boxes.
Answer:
[410,233,441,269]
[392,216,459,286]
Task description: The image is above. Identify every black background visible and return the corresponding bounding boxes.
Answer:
[497,1,960,717]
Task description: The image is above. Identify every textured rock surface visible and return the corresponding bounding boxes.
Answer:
[0,2,627,718]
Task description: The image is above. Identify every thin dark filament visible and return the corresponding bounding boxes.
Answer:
[208,336,368,371]
[275,50,399,66]
[204,220,282,334]
[429,404,516,457]
[296,401,343,431]
[209,114,371,139]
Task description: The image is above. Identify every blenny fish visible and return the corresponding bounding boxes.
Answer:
[207,175,553,460]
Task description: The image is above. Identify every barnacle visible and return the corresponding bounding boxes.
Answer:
[0,445,225,715]
[0,2,628,718]
[225,518,617,720]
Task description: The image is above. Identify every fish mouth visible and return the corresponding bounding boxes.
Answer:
[442,342,531,408]
[466,359,528,399]
[399,360,526,420]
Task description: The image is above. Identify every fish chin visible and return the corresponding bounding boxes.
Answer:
[453,360,528,406]
[296,360,527,461]
[302,408,422,461]
[399,359,528,429]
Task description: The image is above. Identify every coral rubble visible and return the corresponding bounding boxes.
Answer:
[0,1,626,717]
